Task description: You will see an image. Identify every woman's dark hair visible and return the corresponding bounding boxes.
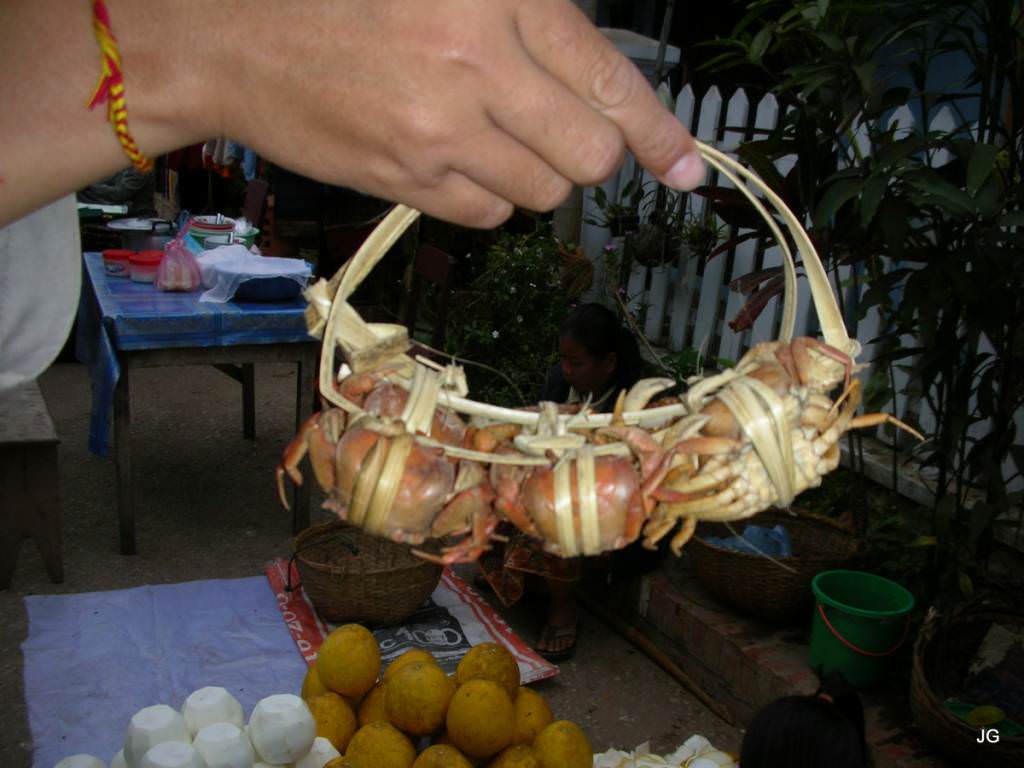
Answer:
[559,302,644,393]
[740,672,870,768]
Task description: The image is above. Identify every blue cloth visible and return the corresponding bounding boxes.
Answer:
[22,576,308,768]
[702,524,793,557]
[76,252,312,455]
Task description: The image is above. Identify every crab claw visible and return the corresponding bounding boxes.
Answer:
[275,411,344,510]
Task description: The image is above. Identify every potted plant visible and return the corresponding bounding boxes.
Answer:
[444,222,576,407]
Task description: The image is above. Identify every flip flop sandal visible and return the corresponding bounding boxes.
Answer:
[535,620,579,662]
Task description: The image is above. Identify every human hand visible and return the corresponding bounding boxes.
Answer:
[214,0,704,227]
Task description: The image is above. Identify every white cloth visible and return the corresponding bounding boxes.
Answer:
[195,245,311,303]
[0,196,81,391]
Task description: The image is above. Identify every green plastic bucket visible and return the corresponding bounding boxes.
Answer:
[810,569,914,688]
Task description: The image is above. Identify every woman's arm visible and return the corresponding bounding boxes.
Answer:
[0,0,705,228]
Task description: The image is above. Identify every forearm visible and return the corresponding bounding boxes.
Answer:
[0,0,221,227]
[1,0,702,230]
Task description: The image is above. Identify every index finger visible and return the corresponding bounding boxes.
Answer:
[514,0,705,190]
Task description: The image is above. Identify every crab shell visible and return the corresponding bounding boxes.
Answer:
[331,426,455,543]
[520,454,644,556]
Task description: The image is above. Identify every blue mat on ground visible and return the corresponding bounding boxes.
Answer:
[22,576,307,768]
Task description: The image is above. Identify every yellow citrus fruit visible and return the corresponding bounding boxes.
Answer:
[302,663,331,700]
[488,745,541,768]
[532,721,592,768]
[412,744,475,768]
[455,643,520,699]
[345,722,416,768]
[316,624,381,699]
[512,688,553,746]
[446,679,515,759]
[385,661,456,735]
[324,758,358,768]
[384,648,441,682]
[307,692,358,753]
[358,681,389,727]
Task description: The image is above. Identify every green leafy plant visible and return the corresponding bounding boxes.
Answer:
[444,223,575,407]
[703,0,1024,602]
[584,179,647,237]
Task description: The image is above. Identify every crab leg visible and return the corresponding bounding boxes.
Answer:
[849,413,925,441]
[275,412,342,510]
[668,516,698,555]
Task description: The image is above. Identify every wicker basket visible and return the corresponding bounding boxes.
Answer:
[687,510,862,623]
[291,520,442,626]
[910,603,1024,768]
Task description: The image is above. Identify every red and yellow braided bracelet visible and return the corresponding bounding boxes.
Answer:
[87,0,153,172]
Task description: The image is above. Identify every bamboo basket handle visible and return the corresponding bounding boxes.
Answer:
[313,140,857,423]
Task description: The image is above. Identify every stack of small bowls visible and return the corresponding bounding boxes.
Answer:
[189,215,259,249]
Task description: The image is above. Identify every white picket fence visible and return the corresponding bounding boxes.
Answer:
[580,84,1024,511]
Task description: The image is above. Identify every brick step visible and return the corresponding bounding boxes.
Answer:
[586,559,950,768]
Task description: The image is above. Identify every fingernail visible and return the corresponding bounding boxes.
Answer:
[663,151,706,190]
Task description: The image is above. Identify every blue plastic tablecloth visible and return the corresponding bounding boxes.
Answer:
[76,252,313,455]
[22,576,307,768]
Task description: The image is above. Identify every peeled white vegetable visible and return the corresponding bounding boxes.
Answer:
[192,722,254,768]
[54,755,106,768]
[125,706,190,767]
[293,737,340,768]
[182,688,244,738]
[110,750,128,768]
[247,694,315,765]
[139,742,206,768]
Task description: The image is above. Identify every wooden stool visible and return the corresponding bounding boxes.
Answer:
[0,380,63,589]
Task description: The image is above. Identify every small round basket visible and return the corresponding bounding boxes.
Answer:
[291,520,442,626]
[687,510,862,623]
[910,603,1024,768]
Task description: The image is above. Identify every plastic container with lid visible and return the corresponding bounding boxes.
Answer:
[129,250,163,283]
[102,249,133,278]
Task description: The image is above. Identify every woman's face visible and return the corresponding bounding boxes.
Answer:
[559,336,616,397]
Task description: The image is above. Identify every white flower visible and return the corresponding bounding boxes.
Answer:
[510,286,516,293]
[516,315,523,323]
[491,330,500,339]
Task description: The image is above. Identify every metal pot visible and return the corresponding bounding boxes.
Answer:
[107,218,175,251]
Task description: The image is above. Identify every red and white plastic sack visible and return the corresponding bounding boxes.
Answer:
[156,234,202,291]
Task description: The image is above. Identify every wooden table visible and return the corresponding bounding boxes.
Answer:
[77,252,318,554]
[0,379,62,587]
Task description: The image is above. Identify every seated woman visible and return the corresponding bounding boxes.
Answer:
[479,302,646,660]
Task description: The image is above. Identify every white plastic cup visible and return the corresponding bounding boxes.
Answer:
[125,705,191,767]
[192,722,255,768]
[293,736,340,768]
[54,756,107,768]
[247,694,316,765]
[110,749,127,768]
[139,742,207,768]
[182,687,245,738]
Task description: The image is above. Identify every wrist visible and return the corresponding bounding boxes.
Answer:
[104,0,228,157]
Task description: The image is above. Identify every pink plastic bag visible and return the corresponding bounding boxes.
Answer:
[156,234,201,291]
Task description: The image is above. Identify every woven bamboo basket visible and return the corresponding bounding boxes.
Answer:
[292,520,442,626]
[910,603,1024,767]
[687,510,862,623]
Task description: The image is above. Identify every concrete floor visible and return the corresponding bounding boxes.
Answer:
[1,361,740,767]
